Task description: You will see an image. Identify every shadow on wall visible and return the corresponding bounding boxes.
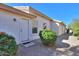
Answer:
[56,33,70,48]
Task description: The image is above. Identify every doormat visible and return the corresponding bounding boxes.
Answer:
[22,42,35,48]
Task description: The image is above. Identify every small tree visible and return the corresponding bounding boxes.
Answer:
[69,19,79,36]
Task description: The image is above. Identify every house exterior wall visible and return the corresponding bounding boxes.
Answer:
[37,16,51,32]
[51,22,59,35]
[14,6,53,40]
[62,25,66,34]
[25,7,52,39]
[59,24,63,35]
[58,24,66,36]
[0,12,20,44]
[32,15,51,39]
[51,21,66,36]
[14,6,51,29]
[28,20,33,41]
[14,6,66,38]
[0,10,33,44]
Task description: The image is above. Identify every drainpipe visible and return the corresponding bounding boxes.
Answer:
[28,19,29,40]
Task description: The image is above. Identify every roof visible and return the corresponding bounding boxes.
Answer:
[14,6,54,21]
[53,19,66,26]
[0,3,36,19]
[14,6,65,25]
[29,6,53,21]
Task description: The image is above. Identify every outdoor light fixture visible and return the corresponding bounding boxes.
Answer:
[13,18,16,22]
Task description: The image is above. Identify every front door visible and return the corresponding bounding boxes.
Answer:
[19,19,29,43]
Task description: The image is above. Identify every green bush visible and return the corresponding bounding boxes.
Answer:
[0,32,17,56]
[73,28,79,37]
[70,19,79,37]
[39,29,57,46]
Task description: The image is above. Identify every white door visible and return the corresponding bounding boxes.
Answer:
[19,19,29,43]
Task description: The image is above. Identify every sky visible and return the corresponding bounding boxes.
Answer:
[5,3,79,25]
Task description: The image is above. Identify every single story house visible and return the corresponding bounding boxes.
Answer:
[0,4,66,45]
[14,6,54,40]
[14,6,66,38]
[0,4,36,44]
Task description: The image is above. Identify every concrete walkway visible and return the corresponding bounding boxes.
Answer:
[16,34,79,56]
[56,34,79,56]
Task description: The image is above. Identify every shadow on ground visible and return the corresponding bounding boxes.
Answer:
[56,33,70,48]
[56,45,79,56]
[69,46,79,56]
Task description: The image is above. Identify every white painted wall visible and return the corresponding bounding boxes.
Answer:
[37,16,51,33]
[28,20,33,41]
[14,6,52,40]
[32,15,51,39]
[0,12,32,44]
[14,6,66,39]
[62,25,66,34]
[0,12,20,44]
[51,22,59,35]
[59,24,66,36]
[51,21,66,36]
[59,25,63,35]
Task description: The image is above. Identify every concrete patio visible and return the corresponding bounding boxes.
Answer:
[16,34,79,56]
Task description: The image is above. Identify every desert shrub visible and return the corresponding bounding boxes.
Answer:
[39,29,57,46]
[0,32,17,56]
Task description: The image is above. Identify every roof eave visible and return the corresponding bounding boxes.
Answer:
[0,3,36,19]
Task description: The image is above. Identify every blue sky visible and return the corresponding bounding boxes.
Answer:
[5,3,79,25]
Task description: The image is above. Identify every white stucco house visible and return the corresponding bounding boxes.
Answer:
[0,4,36,44]
[14,6,66,38]
[14,6,53,40]
[0,4,66,45]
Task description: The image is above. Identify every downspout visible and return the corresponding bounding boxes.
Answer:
[19,19,21,44]
[28,18,29,40]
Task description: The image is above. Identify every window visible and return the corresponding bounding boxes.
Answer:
[32,27,38,33]
[32,20,38,33]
